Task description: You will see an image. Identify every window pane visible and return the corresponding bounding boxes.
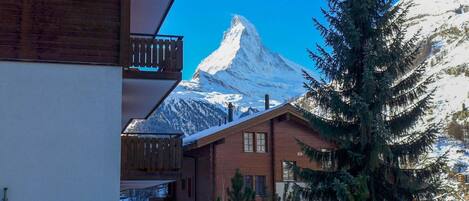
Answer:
[244,133,253,152]
[256,133,266,153]
[282,161,295,181]
[244,175,253,190]
[255,176,266,196]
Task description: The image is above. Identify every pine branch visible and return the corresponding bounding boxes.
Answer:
[303,72,357,121]
[389,126,439,161]
[387,92,433,136]
[300,108,358,142]
[387,75,434,110]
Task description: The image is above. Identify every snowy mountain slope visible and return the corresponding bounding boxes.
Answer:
[127,15,310,134]
[404,1,469,194]
[403,0,469,124]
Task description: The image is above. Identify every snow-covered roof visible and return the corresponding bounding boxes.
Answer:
[183,103,295,146]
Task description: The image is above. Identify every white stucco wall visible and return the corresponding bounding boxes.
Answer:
[0,61,122,201]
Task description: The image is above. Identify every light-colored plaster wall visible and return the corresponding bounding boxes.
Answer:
[0,61,122,201]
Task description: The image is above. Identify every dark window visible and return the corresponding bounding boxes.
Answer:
[243,133,254,152]
[320,149,334,170]
[256,133,267,153]
[283,161,296,181]
[181,179,186,190]
[255,176,266,196]
[244,175,254,190]
[188,177,192,197]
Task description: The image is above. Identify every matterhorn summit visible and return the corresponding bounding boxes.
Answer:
[195,15,263,75]
[191,15,307,101]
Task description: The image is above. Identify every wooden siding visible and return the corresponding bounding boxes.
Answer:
[0,0,124,65]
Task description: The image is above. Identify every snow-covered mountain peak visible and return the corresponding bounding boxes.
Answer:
[223,15,261,47]
[189,15,307,103]
[194,15,265,76]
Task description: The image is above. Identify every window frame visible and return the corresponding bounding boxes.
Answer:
[243,132,254,152]
[320,148,334,170]
[244,175,254,190]
[255,132,267,153]
[255,175,267,197]
[282,161,296,181]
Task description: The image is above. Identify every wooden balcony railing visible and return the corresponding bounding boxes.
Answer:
[128,34,183,72]
[121,133,183,180]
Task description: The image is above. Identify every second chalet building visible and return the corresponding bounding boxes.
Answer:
[0,0,183,201]
[179,102,335,201]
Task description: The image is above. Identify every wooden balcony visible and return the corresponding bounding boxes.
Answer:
[127,34,183,72]
[121,133,183,180]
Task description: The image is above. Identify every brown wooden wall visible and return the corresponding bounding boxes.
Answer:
[180,116,334,201]
[0,0,127,66]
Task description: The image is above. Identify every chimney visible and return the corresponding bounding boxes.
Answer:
[265,94,270,110]
[228,103,234,123]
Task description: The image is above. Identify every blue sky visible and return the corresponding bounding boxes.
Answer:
[159,0,328,80]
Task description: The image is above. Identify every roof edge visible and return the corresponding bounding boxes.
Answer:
[184,103,309,150]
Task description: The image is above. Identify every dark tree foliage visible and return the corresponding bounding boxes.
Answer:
[294,0,446,200]
[227,169,256,201]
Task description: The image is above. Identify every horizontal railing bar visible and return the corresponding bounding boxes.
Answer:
[130,33,183,40]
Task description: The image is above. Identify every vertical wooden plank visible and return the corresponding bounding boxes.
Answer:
[129,38,135,67]
[164,39,171,71]
[135,138,140,169]
[177,39,183,71]
[169,137,175,169]
[136,38,142,67]
[127,137,132,170]
[120,0,130,67]
[158,138,164,170]
[121,136,126,178]
[157,39,164,71]
[149,138,156,172]
[142,138,147,170]
[169,39,176,72]
[132,137,137,169]
[19,0,35,59]
[177,138,182,169]
[144,38,151,67]
[152,39,158,67]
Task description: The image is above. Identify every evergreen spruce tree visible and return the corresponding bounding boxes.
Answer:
[227,169,256,201]
[294,0,446,200]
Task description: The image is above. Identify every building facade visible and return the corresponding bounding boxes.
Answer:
[180,103,334,201]
[0,1,183,201]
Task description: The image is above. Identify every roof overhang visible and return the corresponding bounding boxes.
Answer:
[184,104,310,150]
[122,70,181,130]
[130,0,175,35]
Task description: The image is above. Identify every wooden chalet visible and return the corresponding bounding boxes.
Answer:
[178,101,335,201]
